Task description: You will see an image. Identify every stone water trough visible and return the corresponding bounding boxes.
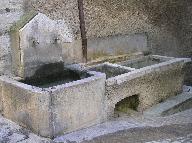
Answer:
[0,55,190,138]
[0,63,106,138]
[87,55,190,118]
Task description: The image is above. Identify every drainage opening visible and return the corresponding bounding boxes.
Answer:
[114,95,139,116]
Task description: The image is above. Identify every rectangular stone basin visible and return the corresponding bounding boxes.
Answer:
[19,65,91,88]
[119,55,174,69]
[88,57,190,119]
[88,62,133,79]
[0,64,106,138]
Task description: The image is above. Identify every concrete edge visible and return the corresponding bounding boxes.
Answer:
[106,57,188,85]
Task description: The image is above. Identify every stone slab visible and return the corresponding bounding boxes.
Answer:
[87,33,148,60]
[144,90,192,117]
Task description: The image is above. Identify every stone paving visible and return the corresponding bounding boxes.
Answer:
[80,124,192,143]
[54,108,192,143]
[146,134,192,143]
[0,115,51,143]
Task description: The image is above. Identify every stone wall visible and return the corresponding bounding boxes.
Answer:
[24,0,192,59]
[0,0,24,75]
[0,34,11,75]
[24,0,81,40]
[83,0,192,58]
[87,33,148,61]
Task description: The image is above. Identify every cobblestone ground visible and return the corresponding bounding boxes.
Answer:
[81,124,192,143]
[0,115,51,143]
[54,109,192,143]
[1,92,192,143]
[146,134,192,143]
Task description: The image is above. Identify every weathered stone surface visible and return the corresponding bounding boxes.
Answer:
[0,34,11,75]
[21,0,192,59]
[83,0,192,58]
[51,71,106,136]
[24,0,81,39]
[0,114,51,143]
[184,61,192,86]
[0,77,3,113]
[0,11,23,32]
[107,59,187,116]
[1,0,192,77]
[0,0,24,34]
[88,63,132,79]
[0,0,23,10]
[0,67,106,138]
[144,92,192,117]
[87,33,148,60]
[0,0,24,76]
[87,56,190,118]
[61,40,83,64]
[1,77,52,137]
[54,107,192,143]
[18,13,83,78]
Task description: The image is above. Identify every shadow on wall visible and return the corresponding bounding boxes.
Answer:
[87,33,148,61]
[132,0,192,57]
[20,62,91,88]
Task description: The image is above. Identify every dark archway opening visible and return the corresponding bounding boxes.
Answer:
[114,94,139,117]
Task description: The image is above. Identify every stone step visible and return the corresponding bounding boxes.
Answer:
[144,89,192,117]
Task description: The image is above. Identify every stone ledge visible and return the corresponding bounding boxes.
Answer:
[144,91,192,117]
